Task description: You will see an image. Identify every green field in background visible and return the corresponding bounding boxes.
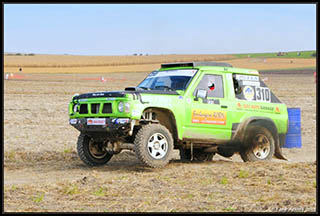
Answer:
[233,50,316,59]
[259,67,316,73]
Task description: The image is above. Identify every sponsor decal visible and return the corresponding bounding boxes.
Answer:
[112,118,130,124]
[275,107,280,113]
[69,119,78,124]
[87,118,106,125]
[117,118,130,124]
[236,103,274,112]
[243,104,260,109]
[260,105,274,111]
[242,80,260,86]
[235,75,259,81]
[178,96,183,100]
[149,69,197,78]
[243,86,255,101]
[192,109,227,125]
[92,93,105,97]
[237,102,242,108]
[208,82,215,91]
[255,87,271,103]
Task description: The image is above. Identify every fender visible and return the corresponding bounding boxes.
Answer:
[141,107,179,142]
[232,117,287,160]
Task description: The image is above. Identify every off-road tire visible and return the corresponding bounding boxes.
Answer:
[77,133,113,166]
[240,124,275,162]
[134,124,173,168]
[179,148,214,162]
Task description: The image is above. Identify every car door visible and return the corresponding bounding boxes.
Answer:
[183,73,232,140]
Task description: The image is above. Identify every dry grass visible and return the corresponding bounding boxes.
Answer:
[4,54,316,73]
[4,54,234,67]
[4,54,234,74]
[4,155,317,212]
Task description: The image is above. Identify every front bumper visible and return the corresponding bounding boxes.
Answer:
[69,117,131,134]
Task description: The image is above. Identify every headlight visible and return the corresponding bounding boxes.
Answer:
[125,102,130,113]
[118,101,124,112]
[73,104,78,113]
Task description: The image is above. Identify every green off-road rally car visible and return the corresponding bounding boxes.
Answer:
[69,62,288,168]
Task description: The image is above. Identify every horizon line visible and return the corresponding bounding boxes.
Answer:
[4,49,316,56]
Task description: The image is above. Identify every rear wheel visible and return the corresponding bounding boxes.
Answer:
[77,133,113,166]
[240,125,275,162]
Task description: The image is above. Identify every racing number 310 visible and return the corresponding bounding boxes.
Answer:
[255,87,271,102]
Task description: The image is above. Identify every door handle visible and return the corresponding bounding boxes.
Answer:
[221,105,228,108]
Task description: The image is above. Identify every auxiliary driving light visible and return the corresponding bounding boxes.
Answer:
[118,101,124,112]
[125,102,130,113]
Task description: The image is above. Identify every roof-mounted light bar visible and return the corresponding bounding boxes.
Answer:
[161,61,233,69]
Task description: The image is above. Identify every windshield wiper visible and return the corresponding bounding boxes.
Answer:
[154,85,175,91]
[137,86,149,90]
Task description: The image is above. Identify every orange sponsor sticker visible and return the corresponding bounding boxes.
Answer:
[192,109,227,125]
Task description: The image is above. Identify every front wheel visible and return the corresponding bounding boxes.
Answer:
[240,125,275,162]
[77,133,113,166]
[134,124,173,168]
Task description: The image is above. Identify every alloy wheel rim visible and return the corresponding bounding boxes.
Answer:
[147,133,168,159]
[252,134,271,159]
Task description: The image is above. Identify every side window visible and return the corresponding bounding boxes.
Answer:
[233,77,242,95]
[194,74,224,98]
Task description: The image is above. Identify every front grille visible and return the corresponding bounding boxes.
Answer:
[91,103,100,114]
[79,103,111,114]
[102,103,112,113]
[79,104,88,114]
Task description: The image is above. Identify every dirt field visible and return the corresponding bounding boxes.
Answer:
[4,54,234,74]
[4,54,316,73]
[3,69,317,212]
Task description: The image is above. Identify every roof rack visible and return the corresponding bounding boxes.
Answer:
[161,61,233,69]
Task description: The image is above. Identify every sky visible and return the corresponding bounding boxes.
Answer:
[4,4,317,55]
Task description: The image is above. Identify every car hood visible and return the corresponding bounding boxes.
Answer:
[73,89,179,100]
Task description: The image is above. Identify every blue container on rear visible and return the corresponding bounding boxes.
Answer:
[283,108,302,148]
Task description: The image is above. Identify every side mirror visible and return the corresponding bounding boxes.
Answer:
[195,89,207,101]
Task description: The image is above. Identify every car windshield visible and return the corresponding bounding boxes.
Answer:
[137,69,198,91]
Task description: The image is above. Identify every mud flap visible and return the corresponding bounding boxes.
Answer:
[274,141,287,160]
